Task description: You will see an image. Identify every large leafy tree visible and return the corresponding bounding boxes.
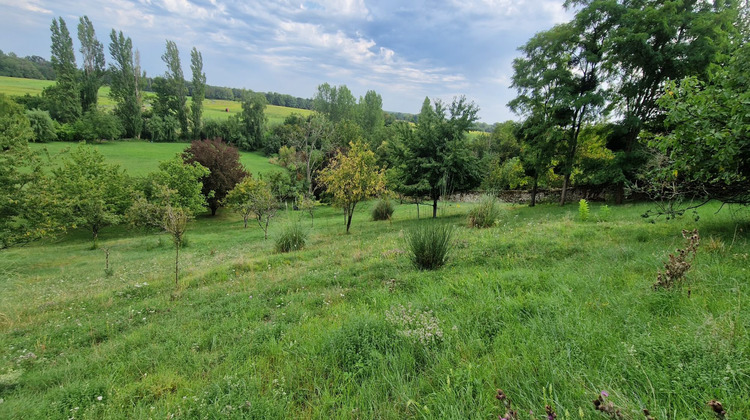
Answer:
[649,42,750,207]
[509,18,606,205]
[0,94,61,249]
[190,47,206,139]
[318,141,386,233]
[161,40,188,137]
[392,96,481,218]
[108,30,142,139]
[182,138,248,216]
[565,0,739,202]
[77,16,105,112]
[44,17,81,123]
[52,145,132,248]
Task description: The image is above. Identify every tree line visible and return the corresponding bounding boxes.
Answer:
[0,50,55,80]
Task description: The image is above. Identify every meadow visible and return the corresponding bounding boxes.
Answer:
[27,141,282,178]
[0,193,748,418]
[0,76,313,126]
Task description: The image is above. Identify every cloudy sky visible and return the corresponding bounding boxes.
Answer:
[0,0,573,122]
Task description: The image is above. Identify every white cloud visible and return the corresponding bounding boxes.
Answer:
[0,0,52,14]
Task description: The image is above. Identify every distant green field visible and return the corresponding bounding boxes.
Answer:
[0,75,54,96]
[28,141,282,177]
[0,76,311,126]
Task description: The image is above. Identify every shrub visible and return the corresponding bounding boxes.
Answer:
[275,222,307,253]
[406,223,454,270]
[654,229,700,290]
[372,198,394,221]
[468,194,500,228]
[578,199,590,221]
[25,109,57,142]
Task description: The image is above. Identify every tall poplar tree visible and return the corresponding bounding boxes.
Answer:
[77,16,105,112]
[190,47,206,139]
[44,17,81,123]
[161,40,188,137]
[108,30,142,138]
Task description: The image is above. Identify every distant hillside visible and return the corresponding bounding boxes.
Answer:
[0,50,55,80]
[0,75,314,126]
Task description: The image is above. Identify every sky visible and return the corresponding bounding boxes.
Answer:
[0,0,573,123]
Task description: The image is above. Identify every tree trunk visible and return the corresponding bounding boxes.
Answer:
[416,201,420,219]
[615,182,624,205]
[264,217,269,240]
[560,173,571,206]
[345,203,356,233]
[210,204,218,216]
[174,243,179,287]
[92,227,99,249]
[432,198,438,218]
[530,176,538,207]
[243,215,248,228]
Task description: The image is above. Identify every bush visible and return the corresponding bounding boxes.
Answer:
[274,222,307,253]
[25,109,56,142]
[578,199,590,221]
[371,198,394,221]
[406,222,454,270]
[467,194,500,228]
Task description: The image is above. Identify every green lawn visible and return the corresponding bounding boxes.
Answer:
[28,141,281,177]
[0,76,312,126]
[1,199,748,418]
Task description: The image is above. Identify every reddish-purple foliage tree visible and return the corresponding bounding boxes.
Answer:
[182,138,248,216]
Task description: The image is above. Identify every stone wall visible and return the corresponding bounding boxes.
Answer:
[446,187,611,204]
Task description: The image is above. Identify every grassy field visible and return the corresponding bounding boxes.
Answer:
[0,197,748,419]
[0,76,312,126]
[27,141,281,178]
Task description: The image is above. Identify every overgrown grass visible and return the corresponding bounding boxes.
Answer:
[0,201,748,418]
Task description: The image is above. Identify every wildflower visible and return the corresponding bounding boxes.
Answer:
[601,391,609,397]
[97,396,103,401]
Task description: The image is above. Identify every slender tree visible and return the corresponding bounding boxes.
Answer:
[240,92,267,150]
[318,141,386,233]
[77,16,105,112]
[44,17,80,122]
[161,40,188,137]
[190,47,206,139]
[108,30,142,138]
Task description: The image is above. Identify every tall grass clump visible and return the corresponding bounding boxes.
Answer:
[578,199,590,221]
[274,222,307,253]
[371,198,394,221]
[467,194,500,228]
[405,223,454,270]
[598,204,611,222]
